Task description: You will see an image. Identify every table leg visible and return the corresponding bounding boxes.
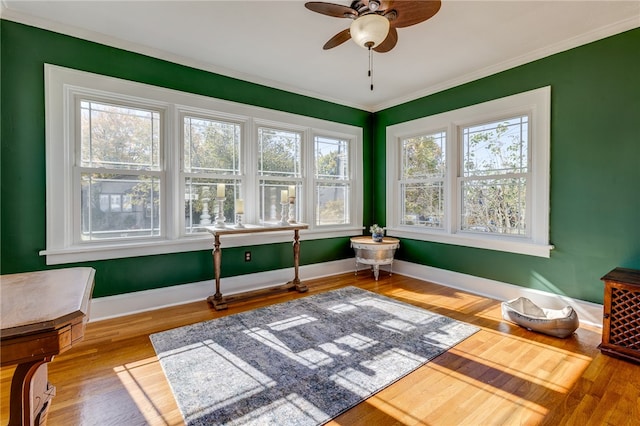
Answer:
[373,264,380,281]
[207,234,227,310]
[292,229,308,292]
[8,358,50,426]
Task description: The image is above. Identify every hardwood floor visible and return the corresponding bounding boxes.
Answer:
[2,272,639,425]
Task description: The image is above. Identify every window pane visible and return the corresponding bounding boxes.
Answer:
[315,136,349,180]
[80,100,160,170]
[402,131,446,179]
[184,116,240,174]
[462,116,528,177]
[401,182,444,228]
[184,179,238,233]
[258,180,298,224]
[316,183,349,226]
[81,173,160,240]
[461,177,527,236]
[258,128,301,177]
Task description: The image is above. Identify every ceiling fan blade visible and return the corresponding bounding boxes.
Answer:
[385,0,441,28]
[323,28,352,50]
[305,2,358,18]
[373,27,398,53]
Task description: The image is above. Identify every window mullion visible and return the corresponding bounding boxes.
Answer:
[166,105,180,240]
[303,129,313,225]
[448,123,458,234]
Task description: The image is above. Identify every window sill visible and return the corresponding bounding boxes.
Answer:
[40,227,364,265]
[387,228,554,258]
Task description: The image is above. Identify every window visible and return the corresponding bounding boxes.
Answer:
[79,100,162,241]
[400,130,446,229]
[386,87,552,257]
[460,116,528,236]
[257,126,302,224]
[315,136,351,226]
[182,114,241,233]
[43,65,362,264]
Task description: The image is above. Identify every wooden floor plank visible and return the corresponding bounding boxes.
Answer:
[3,272,640,425]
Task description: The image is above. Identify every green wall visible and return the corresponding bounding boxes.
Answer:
[0,20,371,297]
[374,28,640,304]
[2,19,639,304]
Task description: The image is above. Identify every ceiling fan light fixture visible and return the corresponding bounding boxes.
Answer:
[349,13,390,49]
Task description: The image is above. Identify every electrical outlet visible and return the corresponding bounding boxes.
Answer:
[244,251,251,262]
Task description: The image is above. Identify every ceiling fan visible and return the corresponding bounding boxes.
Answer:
[305,0,442,53]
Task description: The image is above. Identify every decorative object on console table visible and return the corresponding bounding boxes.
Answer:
[287,196,296,224]
[214,184,226,228]
[350,236,400,280]
[369,223,384,242]
[199,186,212,225]
[599,267,640,363]
[277,190,289,226]
[205,224,309,310]
[235,199,245,228]
[287,185,297,224]
[1,267,95,426]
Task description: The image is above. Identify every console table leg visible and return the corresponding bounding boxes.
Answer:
[207,234,228,310]
[292,229,307,293]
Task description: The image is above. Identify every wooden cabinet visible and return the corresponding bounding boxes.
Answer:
[599,267,640,363]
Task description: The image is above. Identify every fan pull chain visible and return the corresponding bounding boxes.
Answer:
[368,45,374,91]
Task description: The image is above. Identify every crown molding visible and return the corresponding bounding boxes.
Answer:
[0,7,369,111]
[373,15,640,111]
[2,5,637,113]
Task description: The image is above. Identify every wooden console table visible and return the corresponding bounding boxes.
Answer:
[350,236,400,280]
[1,267,95,426]
[205,224,308,310]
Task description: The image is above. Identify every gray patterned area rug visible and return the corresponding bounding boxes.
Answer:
[150,286,479,426]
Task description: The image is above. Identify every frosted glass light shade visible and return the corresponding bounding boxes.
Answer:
[350,14,390,49]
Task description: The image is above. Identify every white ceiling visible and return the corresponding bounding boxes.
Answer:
[2,1,639,111]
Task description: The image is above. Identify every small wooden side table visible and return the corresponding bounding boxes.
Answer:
[350,236,400,280]
[599,267,640,363]
[1,267,95,426]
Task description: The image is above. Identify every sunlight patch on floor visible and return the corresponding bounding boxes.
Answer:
[113,356,173,425]
[331,326,597,425]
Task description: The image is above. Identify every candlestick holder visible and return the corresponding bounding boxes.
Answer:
[200,200,211,226]
[235,213,245,228]
[277,202,289,226]
[214,197,226,228]
[288,196,296,224]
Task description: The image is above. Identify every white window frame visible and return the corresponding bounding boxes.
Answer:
[74,96,167,243]
[386,87,553,258]
[178,108,246,235]
[254,120,306,225]
[42,65,363,265]
[312,132,354,228]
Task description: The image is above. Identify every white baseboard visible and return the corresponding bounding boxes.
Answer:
[90,258,603,328]
[392,260,603,327]
[89,258,355,322]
